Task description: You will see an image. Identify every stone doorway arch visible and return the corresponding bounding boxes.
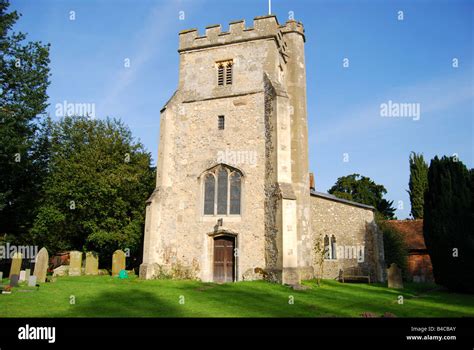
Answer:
[208,230,238,283]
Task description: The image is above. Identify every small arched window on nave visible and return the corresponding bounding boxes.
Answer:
[323,235,330,259]
[331,235,337,260]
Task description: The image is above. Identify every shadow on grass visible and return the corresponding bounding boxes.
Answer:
[16,277,474,318]
[49,289,186,318]
[185,282,315,317]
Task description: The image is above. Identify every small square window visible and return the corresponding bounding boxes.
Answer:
[218,115,225,130]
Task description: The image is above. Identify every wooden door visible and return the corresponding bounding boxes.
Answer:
[213,236,235,283]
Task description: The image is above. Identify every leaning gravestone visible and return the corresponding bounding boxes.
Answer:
[387,263,403,289]
[28,275,37,287]
[85,252,99,276]
[9,252,22,278]
[69,251,82,276]
[112,250,126,276]
[10,274,19,287]
[33,247,49,283]
[19,270,26,281]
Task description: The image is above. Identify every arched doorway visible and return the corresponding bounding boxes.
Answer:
[213,236,235,282]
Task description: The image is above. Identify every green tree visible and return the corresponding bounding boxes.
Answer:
[30,116,155,265]
[377,220,408,279]
[407,152,428,219]
[424,156,474,292]
[0,0,51,240]
[328,174,396,219]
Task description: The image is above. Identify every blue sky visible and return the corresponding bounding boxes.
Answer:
[10,0,473,219]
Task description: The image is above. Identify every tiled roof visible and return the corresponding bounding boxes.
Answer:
[310,190,375,210]
[384,219,426,250]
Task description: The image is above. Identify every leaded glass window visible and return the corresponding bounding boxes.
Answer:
[202,165,242,216]
[204,174,215,215]
[217,168,228,215]
[229,172,241,215]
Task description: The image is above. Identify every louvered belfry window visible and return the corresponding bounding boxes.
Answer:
[216,60,233,86]
[225,62,233,85]
[217,63,225,86]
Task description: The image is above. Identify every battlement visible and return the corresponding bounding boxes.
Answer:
[178,15,304,52]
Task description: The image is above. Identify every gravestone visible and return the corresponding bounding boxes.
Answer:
[28,275,37,287]
[85,252,99,276]
[10,274,19,287]
[25,269,31,283]
[19,270,26,281]
[9,252,22,278]
[112,250,126,276]
[0,271,3,281]
[387,263,403,289]
[69,251,82,276]
[53,265,69,277]
[33,247,49,283]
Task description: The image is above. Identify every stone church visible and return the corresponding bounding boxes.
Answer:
[140,15,385,285]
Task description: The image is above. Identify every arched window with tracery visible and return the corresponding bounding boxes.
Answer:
[202,165,242,216]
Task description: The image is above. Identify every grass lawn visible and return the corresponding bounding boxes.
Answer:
[1,276,473,317]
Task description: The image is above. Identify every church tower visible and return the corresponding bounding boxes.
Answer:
[140,15,311,284]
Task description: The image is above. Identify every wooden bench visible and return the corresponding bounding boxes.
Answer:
[339,267,371,283]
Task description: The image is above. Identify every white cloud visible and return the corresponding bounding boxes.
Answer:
[99,1,183,117]
[312,68,474,145]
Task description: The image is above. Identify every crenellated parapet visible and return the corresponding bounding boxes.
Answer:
[178,15,305,52]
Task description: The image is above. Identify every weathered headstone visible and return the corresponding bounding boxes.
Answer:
[10,274,19,287]
[9,252,22,278]
[112,250,126,276]
[19,270,26,281]
[69,251,82,276]
[85,252,99,276]
[25,269,31,283]
[53,265,69,277]
[33,247,49,283]
[28,275,37,287]
[387,263,403,289]
[98,269,109,276]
